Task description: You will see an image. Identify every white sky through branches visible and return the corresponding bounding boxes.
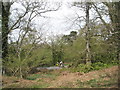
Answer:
[9,1,110,42]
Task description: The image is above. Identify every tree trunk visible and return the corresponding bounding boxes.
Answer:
[0,2,2,59]
[85,2,91,64]
[19,65,23,78]
[2,2,11,74]
[2,2,11,60]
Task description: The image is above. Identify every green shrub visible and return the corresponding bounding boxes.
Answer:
[92,62,104,70]
[69,62,116,73]
[111,60,119,65]
[26,72,59,80]
[68,64,93,73]
[91,62,112,70]
[77,64,94,73]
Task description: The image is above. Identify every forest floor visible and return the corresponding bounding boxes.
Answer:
[2,65,119,88]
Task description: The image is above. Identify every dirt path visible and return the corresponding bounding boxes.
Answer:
[2,66,118,88]
[48,66,118,88]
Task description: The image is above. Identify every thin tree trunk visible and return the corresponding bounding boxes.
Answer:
[19,65,22,78]
[85,2,91,64]
[18,48,23,78]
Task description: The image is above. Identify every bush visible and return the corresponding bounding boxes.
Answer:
[77,64,94,73]
[68,64,93,73]
[68,62,116,73]
[91,62,113,70]
[92,62,106,70]
[111,60,119,65]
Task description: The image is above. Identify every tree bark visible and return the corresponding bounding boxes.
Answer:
[85,2,91,64]
[2,2,11,73]
[2,2,11,60]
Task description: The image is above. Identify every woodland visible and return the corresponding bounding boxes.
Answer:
[0,1,120,88]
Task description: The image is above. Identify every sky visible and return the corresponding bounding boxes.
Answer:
[39,2,85,35]
[9,0,111,42]
[10,1,86,42]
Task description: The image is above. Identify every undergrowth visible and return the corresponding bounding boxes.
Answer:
[65,62,118,73]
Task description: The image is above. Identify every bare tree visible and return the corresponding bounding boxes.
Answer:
[2,1,61,77]
[85,2,91,64]
[70,2,92,64]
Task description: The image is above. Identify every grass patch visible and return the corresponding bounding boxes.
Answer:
[76,73,118,88]
[26,71,60,80]
[26,74,43,80]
